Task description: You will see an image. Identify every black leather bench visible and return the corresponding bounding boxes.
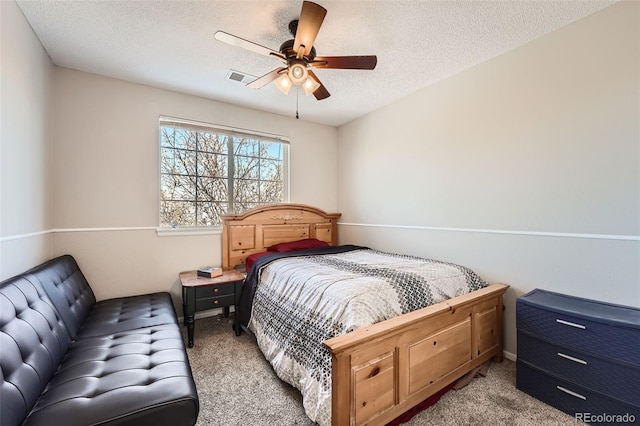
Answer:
[0,255,199,426]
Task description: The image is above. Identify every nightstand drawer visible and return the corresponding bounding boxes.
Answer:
[195,294,235,311]
[518,332,640,407]
[517,298,640,366]
[195,282,235,298]
[516,361,639,423]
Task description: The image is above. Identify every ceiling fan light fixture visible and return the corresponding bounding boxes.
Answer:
[288,62,308,85]
[274,73,292,95]
[302,76,321,96]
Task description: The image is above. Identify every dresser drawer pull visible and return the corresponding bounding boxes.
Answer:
[557,352,587,365]
[556,386,587,400]
[556,319,586,329]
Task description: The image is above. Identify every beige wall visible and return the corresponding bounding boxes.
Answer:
[0,1,55,278]
[51,69,338,304]
[52,69,338,230]
[337,1,639,357]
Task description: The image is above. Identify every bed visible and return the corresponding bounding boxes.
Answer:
[221,204,508,426]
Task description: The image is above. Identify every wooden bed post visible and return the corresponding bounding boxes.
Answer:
[330,351,353,425]
[493,292,505,363]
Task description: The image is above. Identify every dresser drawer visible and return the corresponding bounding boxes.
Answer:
[518,331,640,407]
[517,298,640,366]
[195,282,235,299]
[195,294,235,311]
[517,361,639,424]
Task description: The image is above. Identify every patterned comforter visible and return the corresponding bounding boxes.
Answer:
[243,245,488,426]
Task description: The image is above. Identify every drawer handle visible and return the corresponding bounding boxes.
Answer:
[556,385,587,400]
[213,300,219,305]
[557,352,587,365]
[556,319,586,329]
[213,288,219,293]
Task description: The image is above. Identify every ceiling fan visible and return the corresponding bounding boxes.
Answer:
[214,1,377,100]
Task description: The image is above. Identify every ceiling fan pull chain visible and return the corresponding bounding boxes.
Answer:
[296,88,299,119]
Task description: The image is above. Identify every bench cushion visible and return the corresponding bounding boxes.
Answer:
[23,324,198,426]
[76,292,179,339]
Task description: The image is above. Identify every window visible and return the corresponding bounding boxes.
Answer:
[159,117,288,228]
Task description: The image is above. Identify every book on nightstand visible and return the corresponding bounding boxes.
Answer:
[197,266,223,278]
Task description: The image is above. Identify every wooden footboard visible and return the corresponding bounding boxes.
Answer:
[324,283,508,426]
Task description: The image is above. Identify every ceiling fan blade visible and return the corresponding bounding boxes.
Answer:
[293,1,327,58]
[247,67,287,89]
[215,31,285,61]
[307,70,330,100]
[310,55,377,70]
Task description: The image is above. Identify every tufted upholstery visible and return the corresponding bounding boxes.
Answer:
[25,255,96,338]
[0,277,71,426]
[0,255,199,426]
[76,293,179,339]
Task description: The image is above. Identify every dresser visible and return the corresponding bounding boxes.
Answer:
[516,289,640,424]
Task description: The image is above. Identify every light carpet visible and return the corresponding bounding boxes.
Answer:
[184,314,577,426]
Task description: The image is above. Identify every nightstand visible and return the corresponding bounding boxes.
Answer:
[180,269,244,348]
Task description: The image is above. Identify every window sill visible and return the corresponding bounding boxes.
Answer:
[156,226,222,237]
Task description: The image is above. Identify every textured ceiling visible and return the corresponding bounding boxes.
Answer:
[17,0,616,127]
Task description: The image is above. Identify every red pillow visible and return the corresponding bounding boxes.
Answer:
[268,238,329,253]
[246,251,270,271]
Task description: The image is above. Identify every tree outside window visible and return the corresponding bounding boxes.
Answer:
[160,118,288,228]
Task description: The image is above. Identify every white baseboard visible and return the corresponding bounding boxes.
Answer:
[503,349,517,361]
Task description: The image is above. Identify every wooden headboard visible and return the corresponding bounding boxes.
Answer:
[220,204,342,269]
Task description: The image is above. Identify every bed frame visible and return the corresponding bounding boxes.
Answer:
[221,204,508,426]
